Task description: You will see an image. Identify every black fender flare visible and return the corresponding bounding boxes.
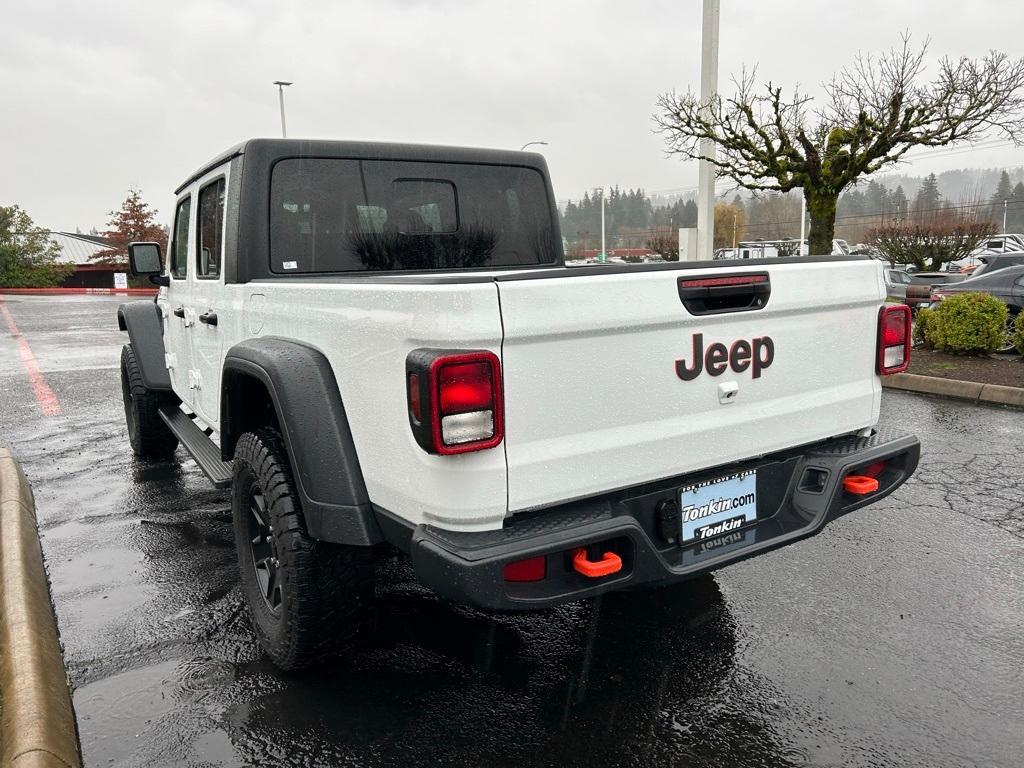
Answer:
[117,302,172,391]
[221,337,382,546]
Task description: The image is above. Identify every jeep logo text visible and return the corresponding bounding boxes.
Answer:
[675,333,774,381]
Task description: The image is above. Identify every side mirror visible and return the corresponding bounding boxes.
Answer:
[128,242,169,287]
[128,242,162,276]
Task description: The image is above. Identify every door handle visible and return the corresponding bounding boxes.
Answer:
[172,306,185,318]
[198,311,218,326]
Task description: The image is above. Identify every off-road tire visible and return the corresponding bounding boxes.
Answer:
[232,427,375,670]
[120,344,178,460]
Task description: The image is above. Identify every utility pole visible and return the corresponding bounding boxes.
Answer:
[273,81,293,138]
[696,0,720,261]
[732,211,738,249]
[600,190,607,262]
[799,195,807,255]
[1004,198,1008,231]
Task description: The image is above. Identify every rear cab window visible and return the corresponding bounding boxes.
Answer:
[269,159,556,273]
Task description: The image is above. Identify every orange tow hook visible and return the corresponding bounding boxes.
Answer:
[572,547,623,578]
[843,475,879,495]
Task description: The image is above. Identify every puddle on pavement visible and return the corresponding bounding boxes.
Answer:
[71,571,816,767]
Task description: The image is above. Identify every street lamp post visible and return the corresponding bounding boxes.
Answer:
[696,0,720,261]
[520,141,548,151]
[273,81,293,138]
[601,191,607,262]
[799,195,807,254]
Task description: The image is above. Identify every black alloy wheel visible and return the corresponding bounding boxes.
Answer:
[247,486,282,613]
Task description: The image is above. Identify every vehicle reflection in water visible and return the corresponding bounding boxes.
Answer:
[74,455,797,768]
[209,570,794,767]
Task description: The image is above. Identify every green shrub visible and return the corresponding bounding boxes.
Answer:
[1013,311,1024,355]
[930,292,1007,354]
[913,308,935,347]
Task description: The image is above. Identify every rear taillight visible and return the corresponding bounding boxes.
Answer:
[406,349,504,455]
[503,556,546,582]
[877,304,911,375]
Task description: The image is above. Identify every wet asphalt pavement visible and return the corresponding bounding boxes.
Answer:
[0,294,1022,768]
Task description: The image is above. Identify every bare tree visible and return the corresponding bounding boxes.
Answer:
[655,35,1024,254]
[868,212,994,270]
[645,230,680,261]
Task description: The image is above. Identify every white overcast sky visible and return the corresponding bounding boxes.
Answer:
[3,0,1024,231]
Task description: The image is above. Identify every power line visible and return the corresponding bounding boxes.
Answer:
[743,198,1015,233]
[562,139,1024,206]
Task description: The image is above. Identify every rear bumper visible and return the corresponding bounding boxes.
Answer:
[396,427,920,610]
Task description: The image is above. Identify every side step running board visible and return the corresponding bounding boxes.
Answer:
[158,405,233,488]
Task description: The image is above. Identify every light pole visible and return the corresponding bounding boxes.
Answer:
[600,189,607,262]
[696,0,720,261]
[799,195,807,254]
[273,81,293,138]
[1004,198,1008,231]
[520,141,548,151]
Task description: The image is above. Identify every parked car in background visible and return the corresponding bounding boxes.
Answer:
[904,272,967,310]
[968,252,1024,278]
[884,267,912,299]
[930,264,1024,352]
[945,234,1024,272]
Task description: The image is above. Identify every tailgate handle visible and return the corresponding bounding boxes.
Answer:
[678,273,770,315]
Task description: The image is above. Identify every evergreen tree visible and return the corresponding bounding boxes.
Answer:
[989,170,1014,228]
[839,188,866,218]
[1008,181,1024,232]
[864,180,890,216]
[891,186,909,218]
[681,200,698,227]
[912,174,942,218]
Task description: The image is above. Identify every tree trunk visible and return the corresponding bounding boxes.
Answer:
[805,189,838,256]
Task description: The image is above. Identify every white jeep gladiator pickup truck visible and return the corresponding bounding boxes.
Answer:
[118,139,920,670]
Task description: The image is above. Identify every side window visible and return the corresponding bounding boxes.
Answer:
[171,197,191,279]
[197,178,226,278]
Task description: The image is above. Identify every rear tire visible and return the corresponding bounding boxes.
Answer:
[231,427,375,670]
[120,344,178,460]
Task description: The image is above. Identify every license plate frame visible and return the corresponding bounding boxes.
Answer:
[679,470,757,543]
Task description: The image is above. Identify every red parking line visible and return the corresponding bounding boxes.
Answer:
[0,297,62,417]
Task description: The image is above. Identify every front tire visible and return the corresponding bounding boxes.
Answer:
[120,344,178,460]
[231,428,375,670]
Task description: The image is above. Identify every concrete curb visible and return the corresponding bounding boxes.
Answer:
[883,372,1024,408]
[0,449,81,768]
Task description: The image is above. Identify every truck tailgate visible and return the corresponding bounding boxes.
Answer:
[496,259,884,512]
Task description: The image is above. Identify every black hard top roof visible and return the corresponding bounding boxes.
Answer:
[175,138,546,195]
